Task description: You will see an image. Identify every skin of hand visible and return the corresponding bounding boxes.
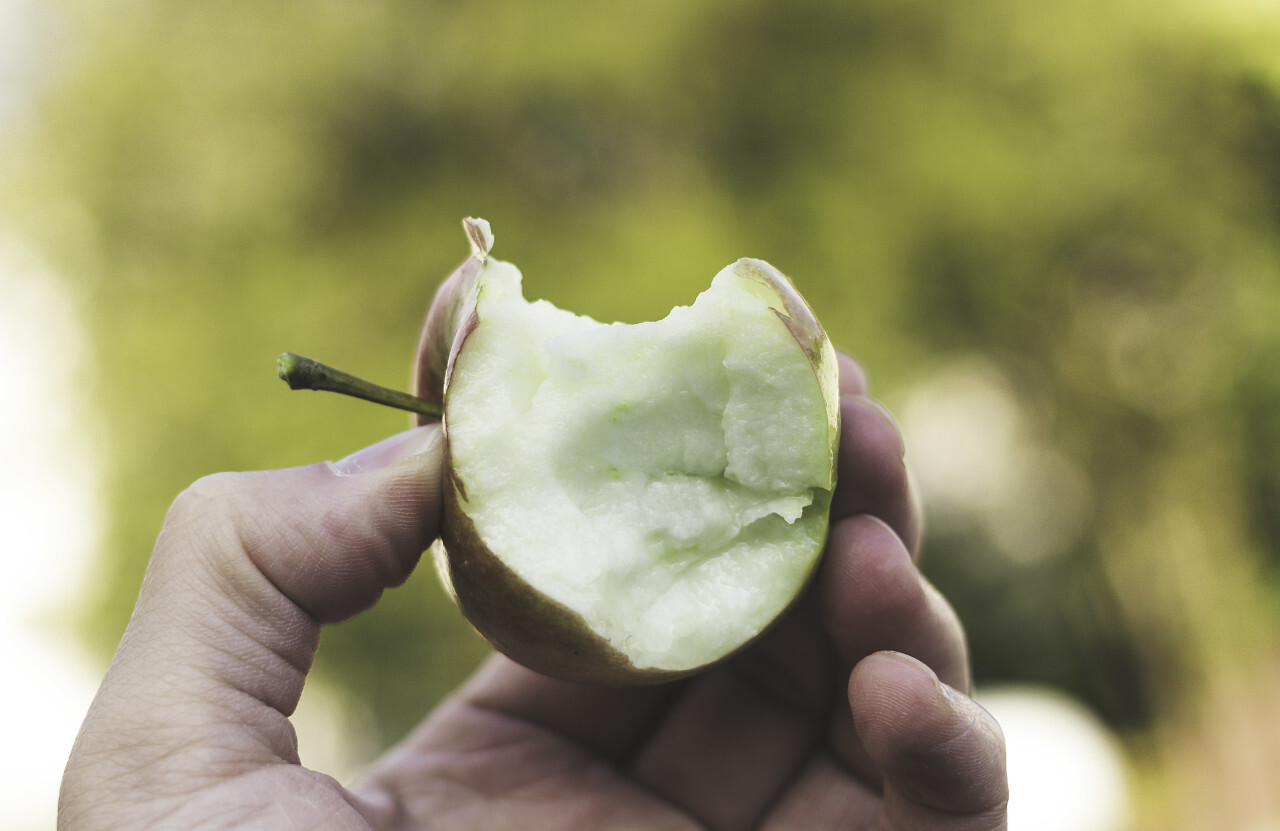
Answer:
[58,353,1008,830]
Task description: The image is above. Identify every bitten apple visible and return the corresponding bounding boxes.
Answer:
[410,219,839,685]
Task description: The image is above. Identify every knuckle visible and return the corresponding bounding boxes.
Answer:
[166,472,244,526]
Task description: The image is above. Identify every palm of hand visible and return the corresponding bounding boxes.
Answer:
[352,599,984,831]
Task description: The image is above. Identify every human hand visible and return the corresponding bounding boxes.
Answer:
[59,354,1007,830]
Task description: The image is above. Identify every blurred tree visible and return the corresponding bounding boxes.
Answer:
[6,0,1280,824]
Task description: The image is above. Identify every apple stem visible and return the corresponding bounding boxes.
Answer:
[277,352,442,418]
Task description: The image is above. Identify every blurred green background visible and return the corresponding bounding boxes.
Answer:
[7,0,1280,827]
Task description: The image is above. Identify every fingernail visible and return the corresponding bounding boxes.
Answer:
[880,650,927,672]
[333,424,442,475]
[938,678,965,704]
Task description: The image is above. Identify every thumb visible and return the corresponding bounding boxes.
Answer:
[62,424,443,815]
[851,651,1009,830]
[211,424,447,623]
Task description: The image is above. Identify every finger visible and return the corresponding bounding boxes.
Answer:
[851,652,1008,829]
[819,515,969,692]
[63,425,444,802]
[832,396,921,556]
[817,515,968,783]
[228,425,444,623]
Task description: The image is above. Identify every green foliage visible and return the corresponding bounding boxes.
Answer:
[6,0,1280,764]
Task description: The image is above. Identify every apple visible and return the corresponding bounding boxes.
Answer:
[280,218,840,685]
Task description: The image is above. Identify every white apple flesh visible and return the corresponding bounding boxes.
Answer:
[414,219,839,685]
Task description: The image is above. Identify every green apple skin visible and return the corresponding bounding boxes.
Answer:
[413,219,840,686]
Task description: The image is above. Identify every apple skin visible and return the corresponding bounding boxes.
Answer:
[411,219,840,686]
[413,217,491,412]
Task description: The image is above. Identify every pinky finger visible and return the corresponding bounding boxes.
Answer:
[850,651,1008,830]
